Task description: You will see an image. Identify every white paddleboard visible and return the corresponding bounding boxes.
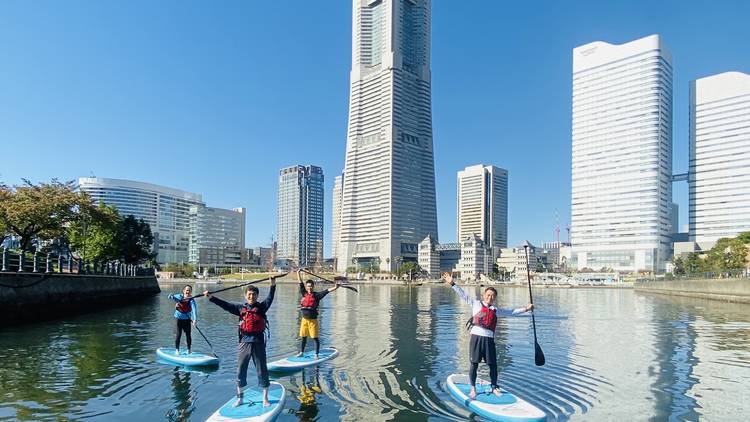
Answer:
[267,347,339,372]
[156,347,219,367]
[446,373,546,422]
[206,382,285,422]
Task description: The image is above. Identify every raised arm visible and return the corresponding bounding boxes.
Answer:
[298,271,306,296]
[205,294,241,316]
[263,279,277,309]
[442,272,475,307]
[168,293,181,302]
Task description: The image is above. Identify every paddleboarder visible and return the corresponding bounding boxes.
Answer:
[168,285,197,355]
[203,276,278,407]
[443,272,534,399]
[296,269,339,358]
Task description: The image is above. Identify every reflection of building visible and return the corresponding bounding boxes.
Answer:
[689,71,750,251]
[188,206,246,266]
[571,34,673,273]
[337,0,438,272]
[277,165,324,267]
[78,177,204,264]
[418,235,461,277]
[457,164,508,250]
[456,235,492,281]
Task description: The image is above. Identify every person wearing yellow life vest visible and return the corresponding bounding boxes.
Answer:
[296,269,339,358]
[443,272,534,399]
[168,285,197,354]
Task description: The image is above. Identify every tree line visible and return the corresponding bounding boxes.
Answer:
[672,231,750,276]
[0,179,156,265]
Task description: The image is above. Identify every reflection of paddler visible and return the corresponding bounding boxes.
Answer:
[295,368,322,421]
[297,384,322,405]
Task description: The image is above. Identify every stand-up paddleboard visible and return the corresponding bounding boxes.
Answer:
[206,382,285,422]
[267,347,339,372]
[446,374,546,422]
[156,348,219,367]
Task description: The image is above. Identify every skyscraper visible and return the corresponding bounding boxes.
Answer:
[188,206,246,266]
[571,35,673,272]
[277,165,324,267]
[689,71,750,249]
[337,0,438,272]
[331,174,344,262]
[456,164,508,250]
[78,177,204,264]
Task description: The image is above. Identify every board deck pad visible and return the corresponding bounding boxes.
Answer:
[446,374,546,422]
[156,347,219,367]
[207,382,285,422]
[267,347,339,371]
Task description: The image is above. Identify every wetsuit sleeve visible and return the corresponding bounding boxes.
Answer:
[495,306,526,317]
[261,285,276,310]
[209,296,241,316]
[316,290,330,301]
[299,282,306,296]
[191,298,198,321]
[451,284,476,307]
[168,293,180,302]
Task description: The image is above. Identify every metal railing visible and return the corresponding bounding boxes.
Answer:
[0,248,154,277]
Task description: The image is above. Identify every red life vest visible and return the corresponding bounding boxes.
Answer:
[472,304,498,331]
[239,304,266,335]
[300,292,318,310]
[175,298,192,314]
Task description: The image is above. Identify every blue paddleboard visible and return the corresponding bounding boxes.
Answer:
[446,374,546,421]
[156,347,219,367]
[206,382,285,422]
[267,347,339,372]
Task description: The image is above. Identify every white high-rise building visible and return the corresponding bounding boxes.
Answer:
[571,35,673,272]
[457,164,508,250]
[188,206,246,266]
[337,0,438,272]
[689,71,750,250]
[277,165,324,267]
[78,177,204,264]
[331,174,343,262]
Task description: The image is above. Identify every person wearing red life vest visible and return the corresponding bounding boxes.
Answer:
[168,285,197,354]
[296,269,339,358]
[203,276,278,408]
[443,272,534,399]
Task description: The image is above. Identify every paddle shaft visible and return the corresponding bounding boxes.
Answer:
[194,324,217,357]
[524,245,545,366]
[202,273,288,296]
[299,268,358,293]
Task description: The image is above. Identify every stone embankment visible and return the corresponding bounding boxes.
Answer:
[0,273,160,326]
[635,278,750,304]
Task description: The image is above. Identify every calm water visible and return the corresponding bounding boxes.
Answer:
[1,283,749,421]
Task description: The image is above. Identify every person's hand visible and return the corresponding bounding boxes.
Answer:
[441,272,454,285]
[525,303,535,312]
[192,320,196,326]
[203,290,211,298]
[296,269,303,282]
[270,276,276,287]
[331,283,340,292]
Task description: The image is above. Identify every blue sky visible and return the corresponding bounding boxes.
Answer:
[2,1,749,253]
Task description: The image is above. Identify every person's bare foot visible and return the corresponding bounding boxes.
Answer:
[263,399,270,407]
[233,395,243,407]
[468,387,477,399]
[295,352,304,357]
[492,387,503,397]
[314,354,319,359]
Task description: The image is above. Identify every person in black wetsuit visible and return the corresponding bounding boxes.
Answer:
[296,269,339,358]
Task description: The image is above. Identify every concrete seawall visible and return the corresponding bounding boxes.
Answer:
[635,278,750,304]
[0,273,160,326]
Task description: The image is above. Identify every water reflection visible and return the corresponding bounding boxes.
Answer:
[0,284,748,421]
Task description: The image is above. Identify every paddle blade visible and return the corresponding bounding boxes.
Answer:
[534,342,546,366]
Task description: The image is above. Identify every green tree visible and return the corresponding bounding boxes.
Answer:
[0,184,9,246]
[684,253,705,274]
[705,237,747,272]
[67,203,120,262]
[116,215,156,265]
[672,257,685,275]
[401,261,419,279]
[0,179,85,251]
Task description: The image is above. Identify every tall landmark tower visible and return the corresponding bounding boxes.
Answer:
[337,0,438,272]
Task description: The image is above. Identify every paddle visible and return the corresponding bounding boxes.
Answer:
[199,272,288,296]
[523,242,546,367]
[194,324,218,358]
[299,268,359,293]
